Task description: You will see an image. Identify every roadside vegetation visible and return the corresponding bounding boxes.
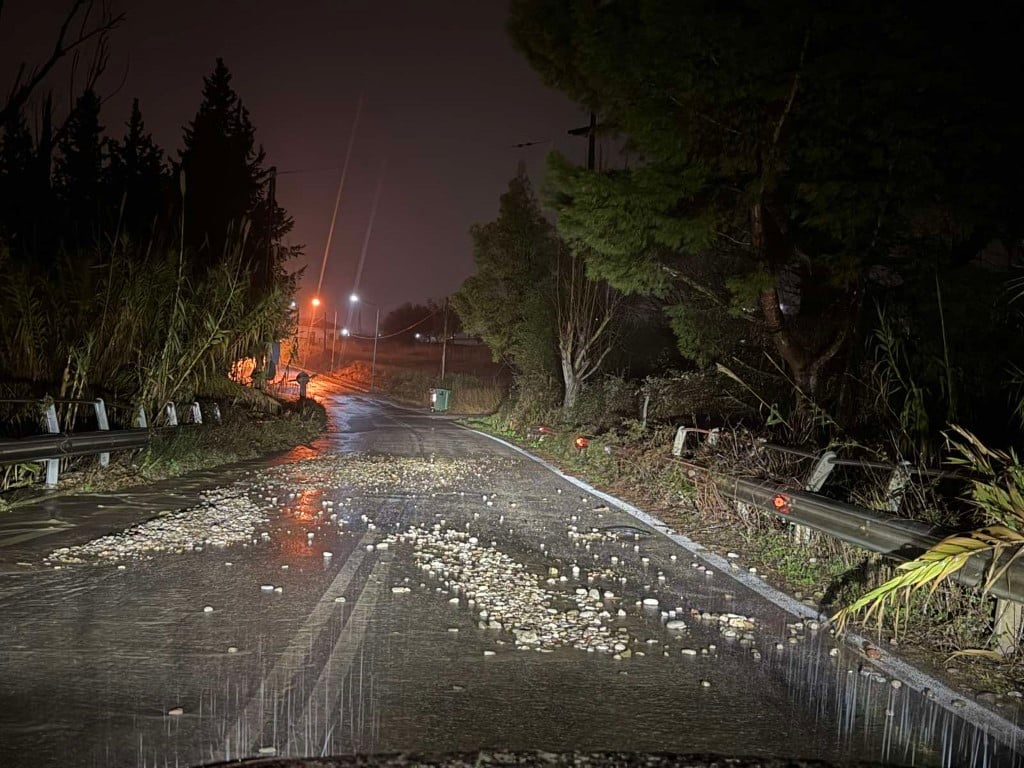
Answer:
[444,1,1024,696]
[0,8,310,499]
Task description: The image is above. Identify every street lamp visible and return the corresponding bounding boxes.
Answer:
[349,293,380,392]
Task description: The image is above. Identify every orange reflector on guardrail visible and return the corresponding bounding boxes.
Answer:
[773,494,792,514]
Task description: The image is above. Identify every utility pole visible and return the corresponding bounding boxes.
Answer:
[567,112,598,171]
[266,166,277,290]
[330,310,338,370]
[440,296,449,382]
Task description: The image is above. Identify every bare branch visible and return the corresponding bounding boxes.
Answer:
[0,0,124,125]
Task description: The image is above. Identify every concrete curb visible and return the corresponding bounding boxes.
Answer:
[461,423,1024,751]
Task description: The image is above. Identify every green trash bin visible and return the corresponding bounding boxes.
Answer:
[430,388,450,412]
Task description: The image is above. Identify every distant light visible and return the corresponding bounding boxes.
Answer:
[415,333,421,339]
[349,293,359,303]
[311,297,321,307]
[289,300,297,309]
[341,328,350,336]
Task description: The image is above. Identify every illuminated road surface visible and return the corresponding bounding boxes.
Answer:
[0,394,1020,767]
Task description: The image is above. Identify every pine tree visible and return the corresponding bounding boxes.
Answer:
[510,0,1024,400]
[453,168,560,387]
[107,98,166,242]
[54,89,106,247]
[0,111,36,251]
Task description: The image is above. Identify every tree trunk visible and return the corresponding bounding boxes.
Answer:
[561,355,581,413]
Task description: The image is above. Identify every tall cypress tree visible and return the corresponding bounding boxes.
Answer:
[179,58,266,264]
[107,98,166,242]
[0,111,36,253]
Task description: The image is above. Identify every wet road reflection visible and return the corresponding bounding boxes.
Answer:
[0,394,1021,767]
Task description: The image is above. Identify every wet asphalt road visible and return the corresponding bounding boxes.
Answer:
[0,394,1021,767]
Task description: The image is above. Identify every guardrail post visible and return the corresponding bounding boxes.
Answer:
[93,398,110,467]
[672,427,691,457]
[995,599,1022,657]
[165,402,178,427]
[211,403,222,423]
[43,402,59,488]
[135,405,148,429]
[884,461,912,513]
[805,450,837,493]
[673,426,721,456]
[793,450,838,544]
[190,401,202,425]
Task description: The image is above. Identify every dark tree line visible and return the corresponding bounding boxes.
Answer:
[0,57,296,281]
[0,8,301,416]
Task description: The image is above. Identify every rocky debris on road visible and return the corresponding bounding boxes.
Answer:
[388,524,621,653]
[258,453,511,497]
[45,453,506,565]
[383,521,730,660]
[47,487,268,565]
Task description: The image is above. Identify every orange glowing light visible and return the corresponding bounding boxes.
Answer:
[311,297,321,307]
[574,436,590,450]
[772,494,791,514]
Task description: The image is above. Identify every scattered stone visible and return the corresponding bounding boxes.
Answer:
[168,707,184,716]
[392,586,411,594]
[203,606,214,613]
[700,680,712,688]
[227,646,238,654]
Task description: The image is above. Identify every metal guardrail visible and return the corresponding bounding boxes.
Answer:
[0,429,151,463]
[670,426,1024,608]
[0,398,219,488]
[716,473,1024,605]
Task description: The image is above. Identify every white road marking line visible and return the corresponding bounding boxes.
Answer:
[223,533,370,759]
[282,558,389,756]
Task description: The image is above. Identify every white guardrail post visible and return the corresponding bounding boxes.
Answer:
[164,402,178,427]
[884,460,912,513]
[93,398,110,467]
[135,404,148,428]
[794,450,838,544]
[43,401,60,488]
[190,401,202,425]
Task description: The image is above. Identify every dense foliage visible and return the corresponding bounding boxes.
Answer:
[509,0,1024,443]
[0,53,299,423]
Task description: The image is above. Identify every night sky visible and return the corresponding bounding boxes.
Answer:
[2,1,585,325]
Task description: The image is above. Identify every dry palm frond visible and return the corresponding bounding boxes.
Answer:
[832,525,1024,635]
[834,425,1024,637]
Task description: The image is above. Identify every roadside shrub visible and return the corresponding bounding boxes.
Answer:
[568,374,639,431]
